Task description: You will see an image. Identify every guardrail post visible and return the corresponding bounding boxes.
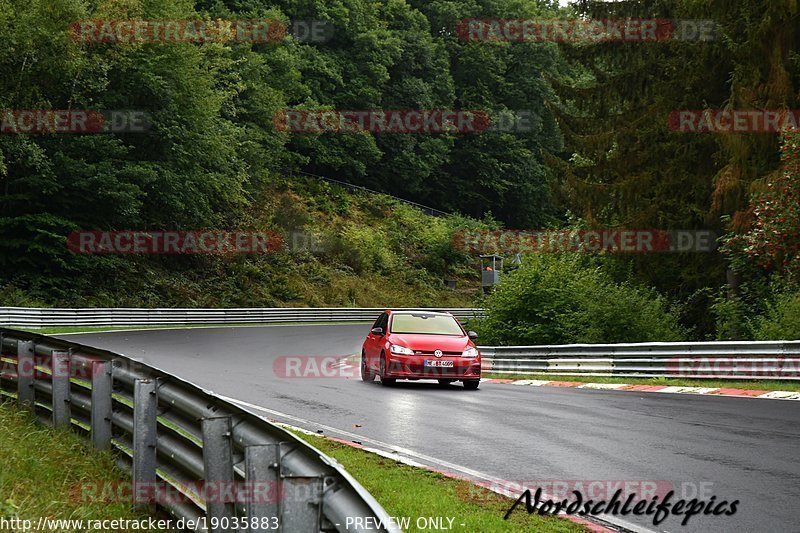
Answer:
[51,350,71,429]
[202,416,236,532]
[244,444,280,532]
[91,361,113,450]
[16,340,35,410]
[281,476,324,531]
[133,379,158,510]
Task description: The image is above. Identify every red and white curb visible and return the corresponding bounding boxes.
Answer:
[483,378,800,400]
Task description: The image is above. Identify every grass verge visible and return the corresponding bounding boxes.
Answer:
[290,431,586,532]
[483,373,800,393]
[0,401,161,531]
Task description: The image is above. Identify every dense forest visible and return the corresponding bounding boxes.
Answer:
[0,0,798,341]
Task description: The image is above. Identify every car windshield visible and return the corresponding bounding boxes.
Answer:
[389,314,464,335]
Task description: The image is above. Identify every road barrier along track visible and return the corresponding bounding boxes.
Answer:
[0,307,483,329]
[479,341,800,380]
[0,328,400,533]
[4,308,793,381]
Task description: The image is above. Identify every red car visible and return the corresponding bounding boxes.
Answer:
[361,310,481,389]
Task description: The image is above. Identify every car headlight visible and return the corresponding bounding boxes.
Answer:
[462,347,479,358]
[390,344,415,356]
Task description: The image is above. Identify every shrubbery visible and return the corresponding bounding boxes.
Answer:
[476,254,685,345]
[337,224,400,274]
[752,292,800,340]
[712,287,800,341]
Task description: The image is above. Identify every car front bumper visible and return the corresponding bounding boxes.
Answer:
[384,355,481,380]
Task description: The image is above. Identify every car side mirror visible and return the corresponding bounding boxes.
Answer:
[371,327,384,336]
[468,331,478,340]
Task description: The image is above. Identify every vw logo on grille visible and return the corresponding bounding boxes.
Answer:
[434,349,443,358]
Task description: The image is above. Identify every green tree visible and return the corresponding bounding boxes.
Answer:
[478,254,685,345]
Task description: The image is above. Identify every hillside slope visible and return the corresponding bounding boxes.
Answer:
[2,175,495,308]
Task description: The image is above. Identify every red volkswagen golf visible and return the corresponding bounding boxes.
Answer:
[361,310,481,389]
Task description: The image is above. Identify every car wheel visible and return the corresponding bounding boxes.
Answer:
[438,379,454,386]
[379,352,396,386]
[463,380,480,390]
[361,351,375,382]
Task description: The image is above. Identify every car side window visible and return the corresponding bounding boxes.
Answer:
[378,313,389,331]
[373,312,387,330]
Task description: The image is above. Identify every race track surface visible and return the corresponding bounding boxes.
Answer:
[63,325,800,533]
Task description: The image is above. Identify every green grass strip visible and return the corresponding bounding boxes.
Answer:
[0,401,163,532]
[291,431,587,532]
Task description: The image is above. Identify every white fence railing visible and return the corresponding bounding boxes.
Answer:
[4,308,795,380]
[479,341,800,380]
[0,307,483,328]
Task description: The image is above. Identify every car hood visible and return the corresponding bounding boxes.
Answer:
[388,334,471,352]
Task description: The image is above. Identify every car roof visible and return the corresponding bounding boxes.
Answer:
[385,310,454,316]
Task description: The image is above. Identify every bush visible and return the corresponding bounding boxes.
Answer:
[710,278,786,340]
[337,224,399,274]
[0,285,48,307]
[711,295,755,341]
[752,292,800,340]
[477,254,685,345]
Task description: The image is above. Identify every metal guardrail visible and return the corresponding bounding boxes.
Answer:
[0,328,401,533]
[0,307,483,328]
[479,341,800,380]
[1,307,793,380]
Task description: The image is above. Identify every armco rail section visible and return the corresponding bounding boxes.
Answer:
[0,307,482,328]
[479,341,800,380]
[0,329,400,533]
[1,308,796,380]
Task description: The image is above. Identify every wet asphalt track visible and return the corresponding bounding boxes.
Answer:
[62,325,800,533]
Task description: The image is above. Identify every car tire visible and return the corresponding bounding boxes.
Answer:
[361,351,375,382]
[379,352,396,386]
[463,379,480,390]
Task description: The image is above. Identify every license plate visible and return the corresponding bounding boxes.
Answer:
[425,360,454,368]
